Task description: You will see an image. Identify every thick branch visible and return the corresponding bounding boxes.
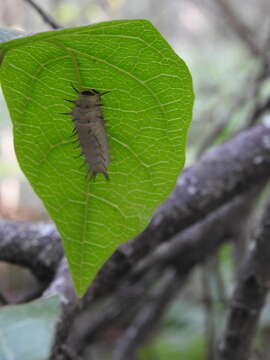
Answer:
[85,123,270,304]
[132,190,257,278]
[218,193,270,360]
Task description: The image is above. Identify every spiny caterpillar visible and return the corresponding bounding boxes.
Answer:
[64,86,110,180]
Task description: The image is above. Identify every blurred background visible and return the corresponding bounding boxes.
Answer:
[0,0,270,359]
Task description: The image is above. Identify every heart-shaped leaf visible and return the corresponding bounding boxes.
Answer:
[0,20,194,296]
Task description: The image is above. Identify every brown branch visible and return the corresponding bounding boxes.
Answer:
[76,123,270,310]
[22,0,61,29]
[218,192,270,360]
[132,189,258,280]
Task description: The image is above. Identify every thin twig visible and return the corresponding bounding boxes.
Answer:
[215,0,262,57]
[23,0,61,29]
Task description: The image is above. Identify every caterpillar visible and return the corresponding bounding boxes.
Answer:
[64,87,110,180]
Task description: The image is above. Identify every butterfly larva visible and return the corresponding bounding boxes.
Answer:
[65,87,110,180]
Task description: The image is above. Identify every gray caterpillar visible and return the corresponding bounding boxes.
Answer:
[65,87,110,180]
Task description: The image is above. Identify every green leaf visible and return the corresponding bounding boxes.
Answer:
[0,20,194,296]
[0,296,60,360]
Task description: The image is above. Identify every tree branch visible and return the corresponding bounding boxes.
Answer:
[218,192,270,360]
[83,122,270,306]
[132,188,258,280]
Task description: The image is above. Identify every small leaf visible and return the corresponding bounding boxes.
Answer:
[0,20,194,296]
[0,296,60,360]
